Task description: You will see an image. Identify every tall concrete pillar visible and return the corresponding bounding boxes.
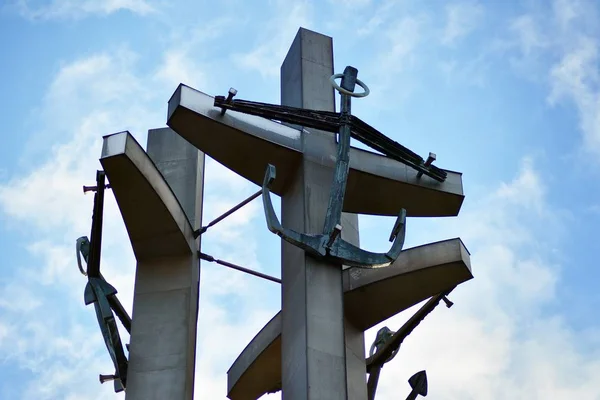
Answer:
[107,128,204,400]
[280,27,366,400]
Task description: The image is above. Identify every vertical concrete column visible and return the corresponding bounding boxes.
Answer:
[124,128,204,400]
[146,128,205,228]
[280,28,366,400]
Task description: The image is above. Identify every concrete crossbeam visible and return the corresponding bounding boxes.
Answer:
[167,85,464,217]
[226,238,472,400]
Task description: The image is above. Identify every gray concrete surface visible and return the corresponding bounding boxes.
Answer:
[163,26,471,400]
[100,131,203,400]
[147,127,204,227]
[279,27,352,400]
[226,238,473,400]
[167,88,464,218]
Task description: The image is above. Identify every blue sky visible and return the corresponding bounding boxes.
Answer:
[1,0,600,398]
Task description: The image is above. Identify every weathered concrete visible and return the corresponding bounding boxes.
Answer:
[226,238,473,400]
[146,127,204,227]
[167,86,464,218]
[100,131,203,400]
[278,28,352,400]
[164,26,471,400]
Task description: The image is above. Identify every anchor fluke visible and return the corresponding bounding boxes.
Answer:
[406,370,428,399]
[261,163,406,268]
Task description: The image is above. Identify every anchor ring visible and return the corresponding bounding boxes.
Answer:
[330,73,370,97]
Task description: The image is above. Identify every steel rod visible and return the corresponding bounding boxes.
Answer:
[195,189,262,237]
[199,252,281,284]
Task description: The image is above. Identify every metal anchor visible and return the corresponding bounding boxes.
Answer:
[76,170,129,393]
[260,66,407,268]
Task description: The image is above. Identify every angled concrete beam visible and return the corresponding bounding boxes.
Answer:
[344,238,472,331]
[226,238,472,400]
[167,85,465,217]
[101,131,197,260]
[101,131,199,400]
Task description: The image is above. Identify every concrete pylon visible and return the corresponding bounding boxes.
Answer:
[101,131,204,400]
[166,27,471,400]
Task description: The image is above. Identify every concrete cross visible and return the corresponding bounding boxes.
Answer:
[167,28,472,400]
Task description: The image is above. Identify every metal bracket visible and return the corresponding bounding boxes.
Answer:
[220,87,238,116]
[416,152,436,179]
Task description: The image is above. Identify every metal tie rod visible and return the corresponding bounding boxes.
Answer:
[194,189,262,238]
[199,252,282,284]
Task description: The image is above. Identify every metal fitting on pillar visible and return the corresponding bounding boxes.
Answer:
[441,295,453,308]
[99,374,117,384]
[83,184,111,194]
[220,87,238,116]
[416,152,437,179]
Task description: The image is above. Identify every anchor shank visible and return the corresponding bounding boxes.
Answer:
[87,171,106,278]
[323,113,352,236]
[323,66,356,236]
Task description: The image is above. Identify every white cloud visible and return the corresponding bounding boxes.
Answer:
[362,14,426,109]
[548,36,600,155]
[368,158,600,399]
[14,0,156,20]
[355,0,397,36]
[509,14,548,56]
[0,48,155,398]
[441,1,484,46]
[152,16,233,91]
[2,2,600,399]
[153,49,205,89]
[508,0,600,158]
[232,0,312,78]
[0,36,276,398]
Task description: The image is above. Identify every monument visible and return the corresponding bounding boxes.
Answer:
[76,28,473,399]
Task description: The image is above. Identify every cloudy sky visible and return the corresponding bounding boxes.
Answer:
[1,0,600,399]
